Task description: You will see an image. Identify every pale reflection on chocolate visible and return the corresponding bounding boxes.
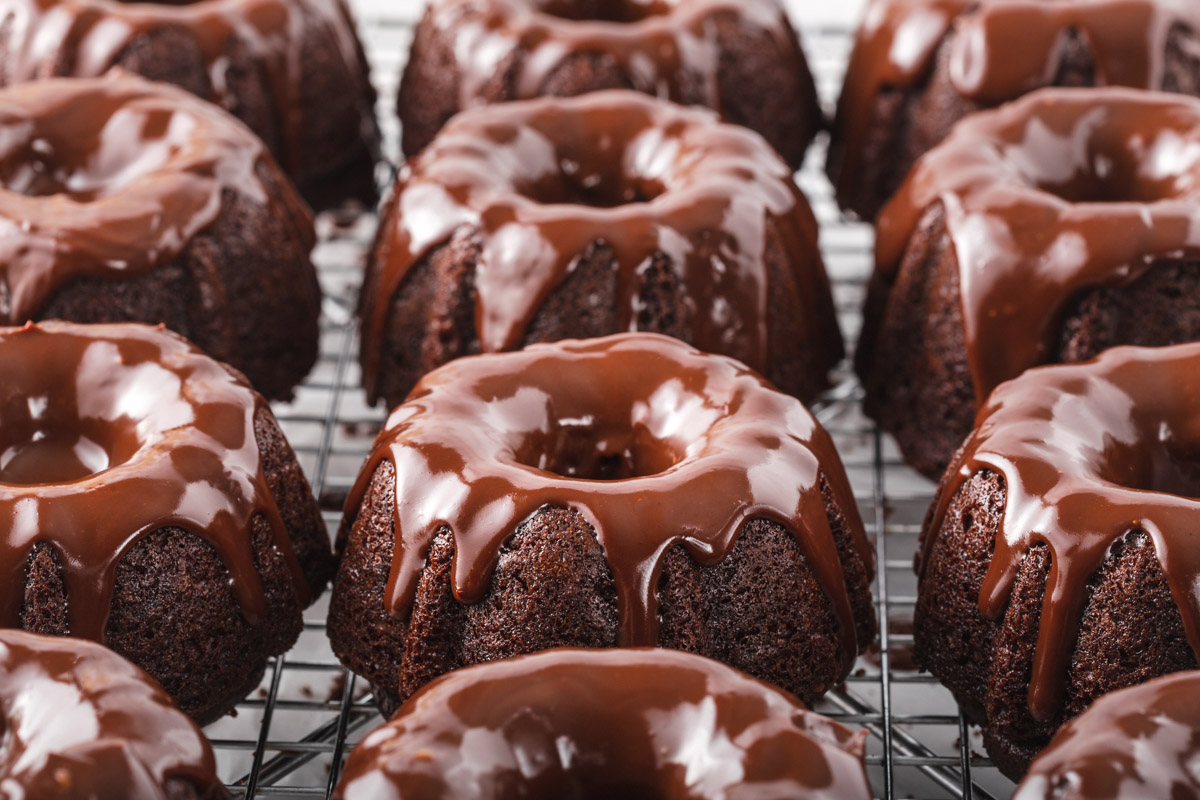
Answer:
[333,648,872,800]
[921,343,1200,722]
[875,87,1200,403]
[1,0,367,178]
[0,629,225,799]
[831,0,1200,210]
[1014,669,1200,799]
[345,333,871,670]
[0,74,312,328]
[361,91,826,405]
[0,321,307,641]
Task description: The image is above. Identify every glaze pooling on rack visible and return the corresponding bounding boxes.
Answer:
[0,75,313,328]
[0,321,308,640]
[921,342,1200,722]
[0,630,226,799]
[875,87,1200,402]
[362,90,827,404]
[1013,669,1200,799]
[345,333,872,672]
[831,0,1200,210]
[333,648,872,799]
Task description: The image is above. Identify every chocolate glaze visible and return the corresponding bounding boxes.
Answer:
[0,629,225,799]
[407,0,795,142]
[0,73,313,328]
[333,648,872,800]
[831,0,1200,212]
[921,342,1200,723]
[875,87,1200,404]
[344,333,872,673]
[0,320,308,641]
[2,0,370,181]
[361,90,827,405]
[1013,669,1200,800]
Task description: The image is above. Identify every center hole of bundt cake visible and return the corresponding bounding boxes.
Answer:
[523,163,666,208]
[533,0,674,22]
[1116,440,1200,498]
[0,108,191,201]
[1026,128,1200,204]
[0,406,142,485]
[518,422,681,480]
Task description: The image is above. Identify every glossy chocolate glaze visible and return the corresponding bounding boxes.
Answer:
[0,629,226,799]
[344,333,872,672]
[875,87,1200,404]
[921,343,1200,722]
[412,0,791,129]
[0,321,308,641]
[361,90,826,405]
[2,0,368,179]
[831,0,1200,211]
[333,648,872,800]
[0,74,313,329]
[1014,669,1200,799]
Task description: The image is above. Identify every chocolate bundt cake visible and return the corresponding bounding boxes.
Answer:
[0,74,322,401]
[858,87,1200,479]
[333,648,873,799]
[0,0,379,209]
[360,90,842,410]
[0,630,228,799]
[914,343,1200,779]
[828,0,1200,221]
[1013,670,1200,799]
[330,333,876,717]
[0,321,333,724]
[398,0,821,169]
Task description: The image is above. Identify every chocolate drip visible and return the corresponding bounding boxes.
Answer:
[420,0,789,120]
[0,321,308,640]
[4,0,368,179]
[832,0,1200,212]
[362,90,824,405]
[1014,669,1200,799]
[344,333,871,672]
[0,74,313,328]
[921,343,1200,722]
[333,648,872,800]
[875,87,1200,403]
[0,630,225,799]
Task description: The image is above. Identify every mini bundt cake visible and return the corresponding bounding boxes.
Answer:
[398,0,821,169]
[0,630,228,799]
[828,0,1200,221]
[333,648,873,800]
[914,343,1200,780]
[0,73,322,400]
[0,0,379,209]
[330,333,876,718]
[360,90,842,410]
[858,87,1200,479]
[0,321,333,724]
[1013,670,1200,799]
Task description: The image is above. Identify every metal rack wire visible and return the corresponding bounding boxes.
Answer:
[210,9,1021,799]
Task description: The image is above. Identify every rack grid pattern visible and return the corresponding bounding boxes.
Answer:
[213,10,1020,799]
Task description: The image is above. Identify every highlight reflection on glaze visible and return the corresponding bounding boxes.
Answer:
[0,629,225,800]
[875,88,1200,403]
[0,321,307,641]
[344,333,872,671]
[831,0,1200,212]
[0,74,313,328]
[361,91,830,405]
[333,648,872,800]
[1013,670,1200,799]
[921,343,1200,722]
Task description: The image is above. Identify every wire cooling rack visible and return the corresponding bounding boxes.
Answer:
[207,7,1021,799]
